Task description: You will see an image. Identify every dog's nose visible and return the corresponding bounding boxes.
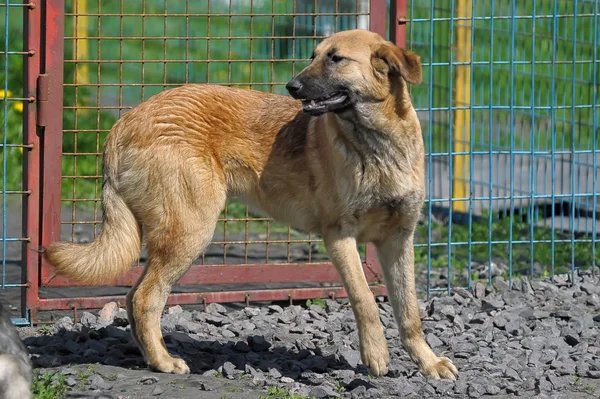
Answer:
[285,79,303,96]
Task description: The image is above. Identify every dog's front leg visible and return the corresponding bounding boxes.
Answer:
[375,228,458,380]
[323,224,390,376]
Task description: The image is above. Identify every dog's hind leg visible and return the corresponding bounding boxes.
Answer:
[375,227,458,380]
[126,170,226,374]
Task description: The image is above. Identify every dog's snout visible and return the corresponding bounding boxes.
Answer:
[285,79,303,97]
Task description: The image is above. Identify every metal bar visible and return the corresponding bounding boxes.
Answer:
[426,0,435,301]
[41,262,384,288]
[528,0,537,282]
[2,0,8,290]
[369,0,387,39]
[23,0,42,323]
[507,0,516,286]
[39,0,65,290]
[592,0,599,275]
[569,0,578,283]
[36,285,389,312]
[452,0,471,214]
[390,0,407,48]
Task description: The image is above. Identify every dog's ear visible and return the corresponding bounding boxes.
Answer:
[372,41,422,85]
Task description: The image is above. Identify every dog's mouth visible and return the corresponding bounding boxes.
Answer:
[301,92,352,116]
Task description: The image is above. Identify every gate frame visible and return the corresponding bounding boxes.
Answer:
[25,0,407,322]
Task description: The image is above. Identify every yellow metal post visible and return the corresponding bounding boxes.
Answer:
[452,0,472,213]
[75,0,88,87]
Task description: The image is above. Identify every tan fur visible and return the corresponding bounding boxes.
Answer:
[44,29,457,380]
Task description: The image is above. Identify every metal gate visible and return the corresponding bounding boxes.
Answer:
[5,0,598,324]
[19,0,395,323]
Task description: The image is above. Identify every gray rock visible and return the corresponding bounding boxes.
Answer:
[52,316,74,333]
[581,283,600,296]
[269,368,282,379]
[141,376,159,385]
[340,349,361,368]
[248,335,271,352]
[474,282,486,299]
[244,307,261,317]
[482,298,504,312]
[426,333,444,348]
[468,383,487,398]
[205,302,228,315]
[309,385,339,398]
[65,376,77,387]
[79,312,97,328]
[151,386,164,396]
[521,336,546,351]
[88,375,112,390]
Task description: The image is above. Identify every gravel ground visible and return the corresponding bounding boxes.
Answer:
[19,270,600,399]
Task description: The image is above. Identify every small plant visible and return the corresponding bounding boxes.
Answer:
[259,386,309,399]
[32,371,68,399]
[38,325,52,335]
[214,371,224,378]
[335,380,345,394]
[305,298,326,310]
[76,369,91,386]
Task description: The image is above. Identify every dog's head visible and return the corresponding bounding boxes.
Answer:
[285,29,422,117]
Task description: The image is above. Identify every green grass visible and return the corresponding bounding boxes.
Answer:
[1,1,597,281]
[408,0,599,154]
[32,371,68,399]
[305,298,327,310]
[415,208,600,285]
[258,386,310,399]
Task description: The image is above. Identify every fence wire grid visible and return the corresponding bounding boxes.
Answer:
[0,1,28,324]
[0,0,598,322]
[61,0,370,272]
[408,0,598,296]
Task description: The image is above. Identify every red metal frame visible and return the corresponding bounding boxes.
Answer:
[23,0,42,323]
[28,0,401,321]
[390,0,408,48]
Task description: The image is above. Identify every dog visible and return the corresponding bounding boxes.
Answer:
[44,29,458,380]
[0,303,32,399]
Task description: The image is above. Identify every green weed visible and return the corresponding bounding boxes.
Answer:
[259,386,310,399]
[32,371,68,399]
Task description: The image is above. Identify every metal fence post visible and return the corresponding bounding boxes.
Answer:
[23,0,43,323]
[452,0,472,213]
[390,0,407,47]
[38,0,65,292]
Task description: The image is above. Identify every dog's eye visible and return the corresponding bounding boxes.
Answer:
[331,55,344,63]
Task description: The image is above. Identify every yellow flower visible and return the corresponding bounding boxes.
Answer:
[13,102,23,113]
[0,89,12,99]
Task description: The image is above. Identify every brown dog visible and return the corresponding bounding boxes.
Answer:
[44,29,457,380]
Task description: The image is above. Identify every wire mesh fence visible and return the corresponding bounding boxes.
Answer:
[408,0,599,297]
[1,0,598,319]
[60,0,372,273]
[0,1,29,324]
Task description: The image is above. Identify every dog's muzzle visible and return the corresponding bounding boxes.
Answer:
[300,92,350,116]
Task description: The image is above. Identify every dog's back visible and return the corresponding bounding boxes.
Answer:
[0,303,32,399]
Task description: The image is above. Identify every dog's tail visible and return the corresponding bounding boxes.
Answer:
[44,140,141,285]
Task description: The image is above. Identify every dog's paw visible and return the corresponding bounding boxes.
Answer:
[421,357,458,380]
[150,356,190,374]
[360,334,390,377]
